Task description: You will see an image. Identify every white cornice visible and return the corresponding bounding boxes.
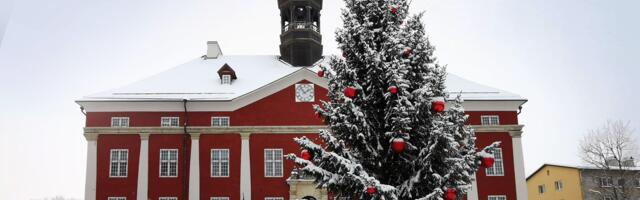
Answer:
[84,126,328,134]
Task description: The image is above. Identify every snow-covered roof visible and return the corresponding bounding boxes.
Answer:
[526,163,640,180]
[79,55,525,102]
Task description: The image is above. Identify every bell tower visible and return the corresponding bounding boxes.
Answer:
[278,0,323,67]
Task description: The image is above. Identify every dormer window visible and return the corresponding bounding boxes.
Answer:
[221,75,231,85]
[217,63,237,85]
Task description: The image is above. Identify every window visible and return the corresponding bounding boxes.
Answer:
[222,75,231,85]
[108,197,126,200]
[538,185,546,194]
[212,117,230,127]
[295,83,315,102]
[161,117,180,127]
[211,149,230,177]
[159,198,177,200]
[599,177,614,187]
[485,148,504,176]
[555,180,563,191]
[488,196,507,200]
[264,149,283,177]
[160,149,179,177]
[111,117,130,127]
[481,115,500,125]
[109,149,128,177]
[211,197,229,200]
[265,198,284,200]
[618,178,626,186]
[635,178,640,187]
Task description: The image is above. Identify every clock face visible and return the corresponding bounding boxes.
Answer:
[295,84,315,102]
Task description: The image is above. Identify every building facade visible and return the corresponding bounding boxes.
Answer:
[78,1,529,200]
[527,164,640,200]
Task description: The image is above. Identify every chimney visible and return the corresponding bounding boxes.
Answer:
[206,41,223,59]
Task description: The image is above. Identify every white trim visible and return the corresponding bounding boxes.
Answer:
[159,149,179,178]
[210,197,230,200]
[211,149,230,177]
[161,117,180,127]
[159,197,178,200]
[137,136,149,200]
[221,75,231,85]
[189,135,200,200]
[108,197,126,200]
[468,173,479,200]
[211,117,230,127]
[109,149,129,178]
[264,148,284,178]
[512,135,529,199]
[84,139,97,200]
[240,136,252,200]
[265,197,284,200]
[481,115,500,126]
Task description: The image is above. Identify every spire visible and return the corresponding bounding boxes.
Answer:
[277,0,323,67]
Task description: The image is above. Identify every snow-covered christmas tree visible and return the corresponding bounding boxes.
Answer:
[287,0,500,199]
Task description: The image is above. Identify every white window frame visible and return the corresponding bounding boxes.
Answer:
[211,149,230,177]
[108,197,126,200]
[161,117,180,127]
[111,117,130,127]
[599,177,614,187]
[635,178,640,188]
[109,149,129,178]
[221,74,231,85]
[211,117,230,127]
[159,198,177,200]
[159,149,179,178]
[555,180,563,191]
[264,149,284,178]
[485,148,504,176]
[265,198,284,200]
[538,184,546,194]
[481,115,500,126]
[488,195,507,200]
[211,197,230,200]
[295,83,315,102]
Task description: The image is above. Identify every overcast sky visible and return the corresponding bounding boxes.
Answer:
[0,0,639,199]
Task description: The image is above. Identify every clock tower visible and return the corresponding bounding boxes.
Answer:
[278,0,323,67]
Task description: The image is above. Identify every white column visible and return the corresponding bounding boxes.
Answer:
[189,133,200,200]
[84,134,98,200]
[240,133,252,200]
[137,133,150,200]
[510,131,528,200]
[468,173,479,200]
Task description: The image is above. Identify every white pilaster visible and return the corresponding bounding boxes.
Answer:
[240,133,252,200]
[510,131,528,200]
[84,134,98,200]
[468,173,479,200]
[189,133,200,200]
[137,133,150,200]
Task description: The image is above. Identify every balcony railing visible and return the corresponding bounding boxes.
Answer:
[283,22,319,33]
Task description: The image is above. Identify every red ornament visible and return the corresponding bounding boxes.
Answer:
[342,52,347,58]
[388,86,398,94]
[366,186,377,195]
[300,150,312,161]
[317,70,325,77]
[391,7,398,15]
[315,112,322,118]
[481,157,495,168]
[343,87,357,98]
[391,138,406,153]
[402,48,413,58]
[431,97,445,113]
[444,188,457,200]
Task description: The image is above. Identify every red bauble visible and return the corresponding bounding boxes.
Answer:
[403,48,413,57]
[391,139,406,153]
[366,187,377,195]
[481,157,495,168]
[300,150,312,161]
[391,7,398,15]
[315,112,322,118]
[388,86,398,94]
[343,87,357,98]
[431,97,446,113]
[317,70,325,77]
[342,52,347,58]
[444,188,457,200]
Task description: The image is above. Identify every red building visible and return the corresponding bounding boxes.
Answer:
[77,1,528,200]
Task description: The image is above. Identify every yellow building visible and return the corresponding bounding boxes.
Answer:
[526,164,584,200]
